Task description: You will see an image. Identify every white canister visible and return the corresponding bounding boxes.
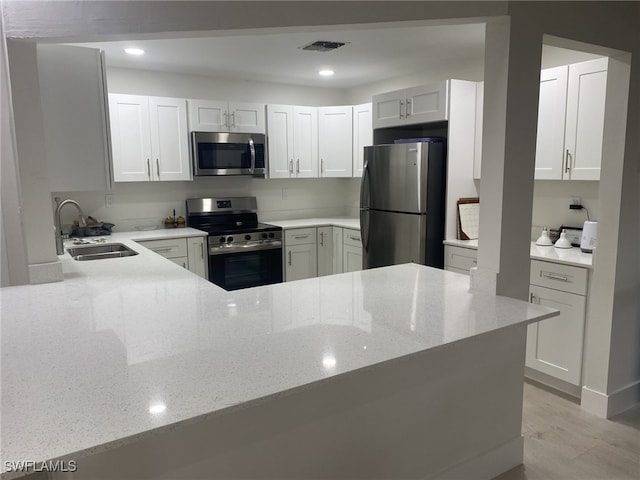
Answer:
[580,221,598,253]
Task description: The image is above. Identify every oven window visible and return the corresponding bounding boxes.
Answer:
[209,248,282,291]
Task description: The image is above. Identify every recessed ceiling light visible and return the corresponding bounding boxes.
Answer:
[319,69,334,77]
[124,48,145,56]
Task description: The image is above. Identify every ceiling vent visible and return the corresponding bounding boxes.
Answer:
[300,40,347,52]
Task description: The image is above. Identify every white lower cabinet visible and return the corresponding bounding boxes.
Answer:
[342,229,363,273]
[526,260,588,386]
[137,236,207,279]
[284,228,318,281]
[444,245,477,275]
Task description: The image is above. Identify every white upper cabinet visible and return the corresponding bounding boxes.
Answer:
[267,105,318,178]
[318,106,353,177]
[37,44,112,192]
[564,58,608,180]
[187,99,265,134]
[372,81,448,128]
[292,106,318,178]
[352,103,372,178]
[109,94,190,182]
[534,66,569,180]
[534,58,608,181]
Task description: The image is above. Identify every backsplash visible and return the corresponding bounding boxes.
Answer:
[53,177,354,233]
[530,180,600,240]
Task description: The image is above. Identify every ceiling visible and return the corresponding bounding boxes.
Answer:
[71,23,487,88]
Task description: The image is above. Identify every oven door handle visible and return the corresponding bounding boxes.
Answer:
[248,137,256,175]
[209,240,282,255]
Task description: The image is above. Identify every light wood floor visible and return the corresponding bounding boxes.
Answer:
[495,381,640,480]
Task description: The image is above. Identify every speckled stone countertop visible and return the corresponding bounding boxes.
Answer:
[265,217,360,230]
[443,239,593,268]
[1,230,556,478]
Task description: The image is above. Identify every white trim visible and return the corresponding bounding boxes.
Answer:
[581,381,640,418]
[433,436,524,480]
[29,260,63,284]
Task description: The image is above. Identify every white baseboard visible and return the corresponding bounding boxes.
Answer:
[433,436,524,480]
[581,381,640,418]
[29,260,63,284]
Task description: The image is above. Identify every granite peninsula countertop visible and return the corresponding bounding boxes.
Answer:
[1,230,556,478]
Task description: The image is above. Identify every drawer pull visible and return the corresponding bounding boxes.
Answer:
[293,234,310,239]
[541,272,569,282]
[348,235,361,242]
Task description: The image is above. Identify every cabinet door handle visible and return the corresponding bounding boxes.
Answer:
[542,272,569,282]
[530,292,536,303]
[289,159,293,175]
[147,158,151,178]
[565,149,572,173]
[406,99,411,117]
[223,111,228,129]
[200,242,204,259]
[156,158,160,178]
[296,159,300,174]
[320,232,324,246]
[288,250,292,266]
[320,158,324,174]
[399,100,404,119]
[230,112,236,128]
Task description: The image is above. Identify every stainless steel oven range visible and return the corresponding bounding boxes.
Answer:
[186,197,283,291]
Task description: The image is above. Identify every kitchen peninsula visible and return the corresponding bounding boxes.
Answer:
[1,231,557,480]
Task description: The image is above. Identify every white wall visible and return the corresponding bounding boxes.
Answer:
[107,67,347,106]
[53,177,351,233]
[530,180,600,239]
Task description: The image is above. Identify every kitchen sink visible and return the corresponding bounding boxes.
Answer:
[66,243,138,261]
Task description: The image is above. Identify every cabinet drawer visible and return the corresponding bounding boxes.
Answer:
[138,238,188,259]
[343,228,362,247]
[444,245,477,273]
[285,228,316,246]
[530,260,587,295]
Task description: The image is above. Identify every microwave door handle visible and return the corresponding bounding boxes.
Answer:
[248,138,256,174]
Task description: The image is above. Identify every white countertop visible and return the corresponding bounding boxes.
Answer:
[266,217,360,230]
[443,239,593,268]
[1,231,556,477]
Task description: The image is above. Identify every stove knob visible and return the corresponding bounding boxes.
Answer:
[268,232,275,238]
[227,236,234,243]
[219,237,226,243]
[244,234,251,241]
[261,233,268,239]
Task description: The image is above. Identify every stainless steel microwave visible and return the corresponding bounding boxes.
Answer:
[191,132,267,177]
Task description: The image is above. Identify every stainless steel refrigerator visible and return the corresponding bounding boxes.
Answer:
[359,139,446,269]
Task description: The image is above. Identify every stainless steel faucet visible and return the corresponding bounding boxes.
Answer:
[55,199,86,255]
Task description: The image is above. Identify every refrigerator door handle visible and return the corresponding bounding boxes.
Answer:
[359,160,370,253]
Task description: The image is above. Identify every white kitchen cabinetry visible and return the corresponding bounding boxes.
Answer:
[284,228,318,281]
[317,226,344,277]
[444,245,478,275]
[342,228,363,273]
[318,106,353,177]
[372,81,448,129]
[526,260,588,386]
[352,103,372,178]
[473,82,484,180]
[137,236,207,278]
[109,94,190,182]
[534,58,608,180]
[267,105,318,179]
[187,99,265,134]
[37,44,112,192]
